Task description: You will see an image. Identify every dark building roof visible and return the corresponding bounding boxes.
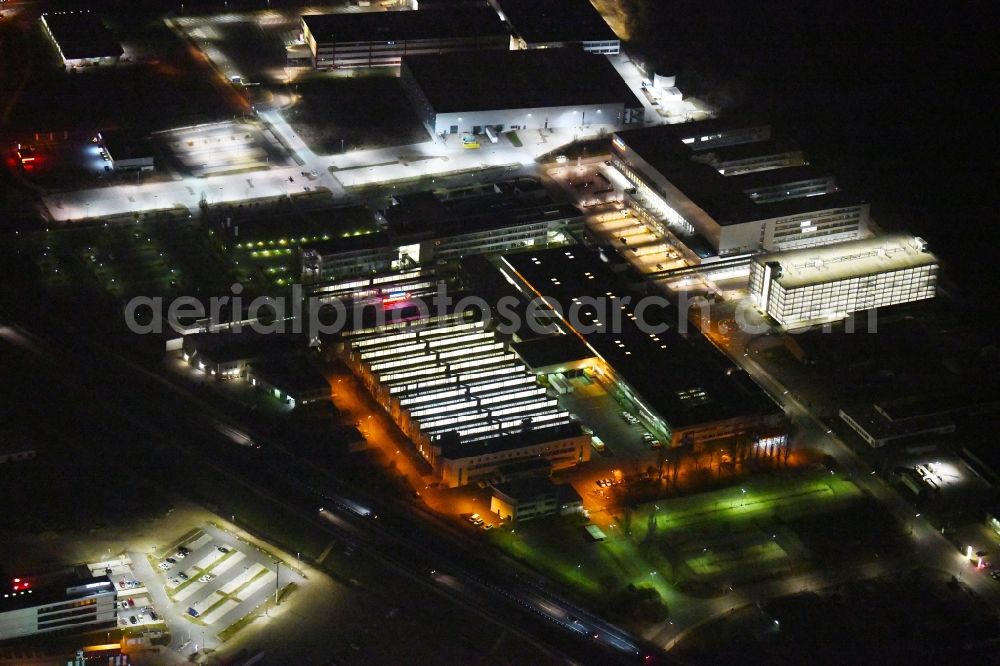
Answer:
[493,476,581,504]
[402,47,642,113]
[493,0,618,44]
[184,331,302,364]
[0,573,113,613]
[723,164,835,190]
[302,6,508,44]
[511,334,594,370]
[501,247,781,430]
[382,180,579,239]
[249,356,330,397]
[694,137,802,163]
[457,255,562,341]
[208,204,376,247]
[614,121,866,226]
[41,12,122,60]
[303,230,391,256]
[98,129,152,162]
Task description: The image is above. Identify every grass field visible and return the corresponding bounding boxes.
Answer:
[488,470,872,623]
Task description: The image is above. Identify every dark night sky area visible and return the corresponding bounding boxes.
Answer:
[622,0,999,296]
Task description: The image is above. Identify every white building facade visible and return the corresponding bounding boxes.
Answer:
[749,234,938,328]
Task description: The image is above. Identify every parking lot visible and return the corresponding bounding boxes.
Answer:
[557,376,664,462]
[132,523,303,655]
[85,556,164,631]
[158,121,290,177]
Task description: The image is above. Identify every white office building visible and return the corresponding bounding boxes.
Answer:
[749,234,938,329]
[611,119,870,257]
[0,575,116,641]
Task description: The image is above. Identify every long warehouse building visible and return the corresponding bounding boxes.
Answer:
[401,47,645,136]
[500,247,787,449]
[341,311,590,487]
[300,6,509,69]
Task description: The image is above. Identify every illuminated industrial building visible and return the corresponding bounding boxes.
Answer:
[489,0,621,54]
[341,311,590,487]
[40,12,122,68]
[401,48,644,136]
[300,6,508,69]
[95,130,154,173]
[749,234,938,329]
[0,573,116,641]
[610,118,869,257]
[500,247,785,448]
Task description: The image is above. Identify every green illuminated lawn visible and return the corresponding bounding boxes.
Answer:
[488,471,864,619]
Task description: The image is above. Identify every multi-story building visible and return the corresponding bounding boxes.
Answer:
[0,573,116,641]
[300,6,509,69]
[610,118,869,257]
[748,234,938,329]
[401,48,645,137]
[490,477,584,522]
[489,0,621,54]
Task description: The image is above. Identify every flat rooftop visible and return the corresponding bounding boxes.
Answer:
[755,234,938,289]
[185,330,303,363]
[403,47,642,113]
[209,204,377,247]
[301,6,508,44]
[493,0,619,44]
[511,334,595,370]
[493,475,578,502]
[382,180,579,239]
[0,572,113,613]
[501,247,779,430]
[696,137,803,163]
[249,356,330,396]
[41,12,122,61]
[98,129,151,161]
[614,120,866,225]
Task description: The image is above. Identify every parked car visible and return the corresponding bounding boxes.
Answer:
[129,616,137,625]
[217,545,230,553]
[178,572,189,580]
